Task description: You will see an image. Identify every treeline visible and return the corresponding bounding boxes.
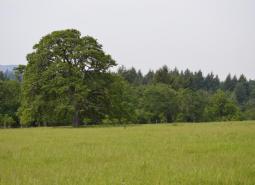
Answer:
[116,66,255,122]
[0,29,255,127]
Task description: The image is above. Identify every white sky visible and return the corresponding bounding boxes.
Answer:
[1,0,255,80]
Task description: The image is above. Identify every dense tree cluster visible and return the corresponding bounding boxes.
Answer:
[116,66,254,123]
[0,29,254,127]
[0,78,20,127]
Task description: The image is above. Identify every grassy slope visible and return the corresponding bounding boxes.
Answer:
[0,121,255,185]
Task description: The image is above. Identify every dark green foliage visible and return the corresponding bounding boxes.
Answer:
[0,71,5,81]
[143,70,154,84]
[190,71,204,90]
[177,89,208,122]
[153,65,170,85]
[0,114,16,128]
[13,65,26,82]
[106,75,136,124]
[117,66,143,85]
[142,84,178,123]
[0,80,20,127]
[234,75,250,106]
[204,73,220,92]
[223,74,238,91]
[243,103,255,120]
[205,90,241,121]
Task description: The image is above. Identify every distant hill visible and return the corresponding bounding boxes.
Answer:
[0,65,17,72]
[0,65,17,80]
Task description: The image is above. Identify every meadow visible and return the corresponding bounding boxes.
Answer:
[0,121,255,185]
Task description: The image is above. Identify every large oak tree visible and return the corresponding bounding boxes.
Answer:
[19,29,116,127]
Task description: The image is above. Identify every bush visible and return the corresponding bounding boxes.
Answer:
[0,114,16,128]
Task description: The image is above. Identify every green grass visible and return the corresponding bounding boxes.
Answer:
[1,121,255,185]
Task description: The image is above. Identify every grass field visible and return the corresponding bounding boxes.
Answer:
[0,121,255,185]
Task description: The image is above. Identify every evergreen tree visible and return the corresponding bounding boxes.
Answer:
[143,70,154,84]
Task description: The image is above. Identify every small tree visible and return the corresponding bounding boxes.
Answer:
[177,89,208,122]
[205,90,241,121]
[107,75,136,124]
[143,84,178,123]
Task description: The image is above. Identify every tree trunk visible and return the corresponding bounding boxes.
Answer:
[118,117,122,125]
[72,110,80,127]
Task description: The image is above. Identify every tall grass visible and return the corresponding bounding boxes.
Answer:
[0,121,255,185]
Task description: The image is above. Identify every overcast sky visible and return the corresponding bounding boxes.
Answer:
[1,0,255,80]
